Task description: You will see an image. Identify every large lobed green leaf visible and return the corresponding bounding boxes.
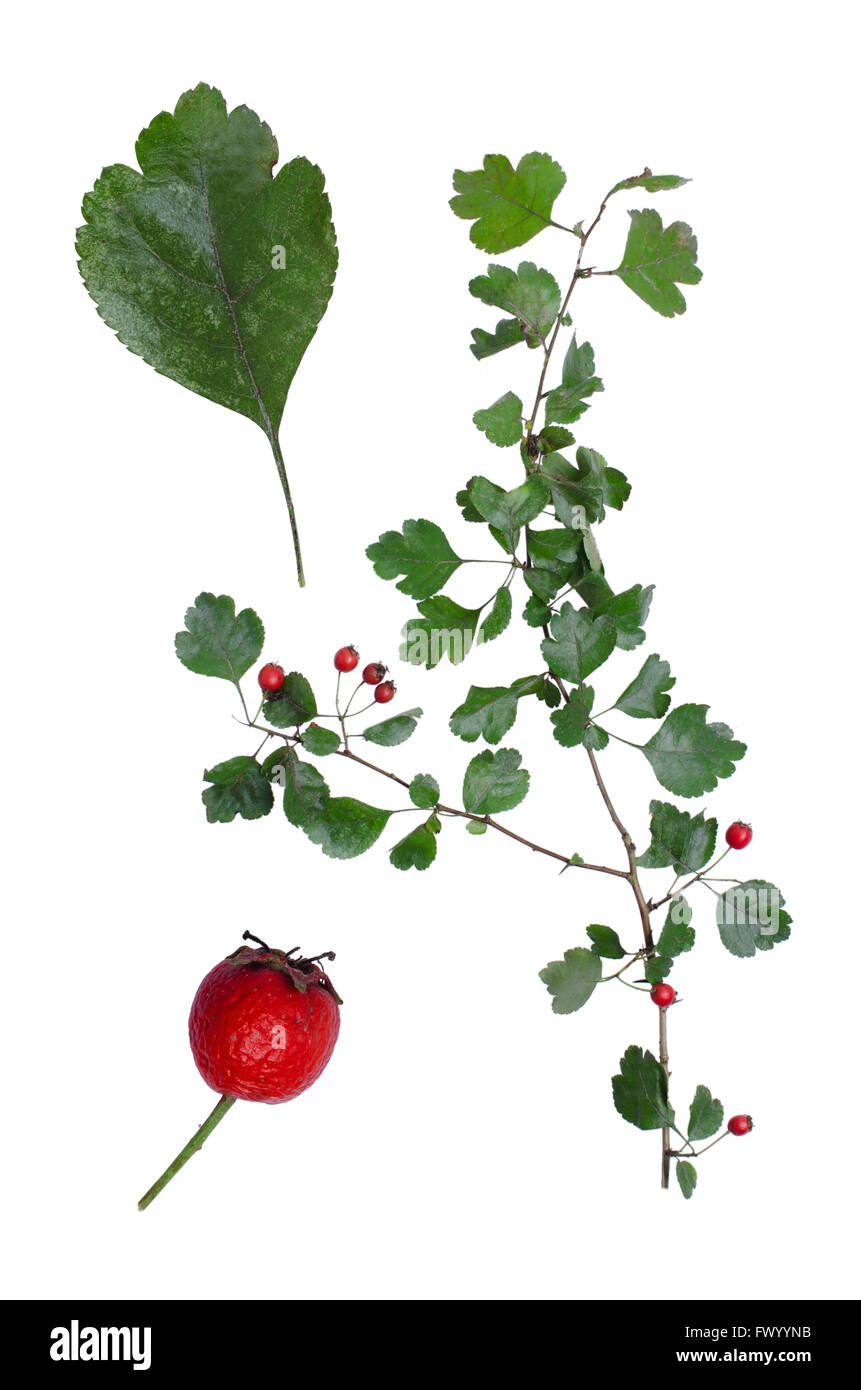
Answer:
[463,748,529,815]
[716,880,792,958]
[366,520,462,600]
[636,800,717,873]
[614,208,702,317]
[612,1046,675,1131]
[176,592,263,682]
[451,153,566,252]
[202,756,273,823]
[642,705,746,797]
[77,84,338,580]
[539,947,603,1014]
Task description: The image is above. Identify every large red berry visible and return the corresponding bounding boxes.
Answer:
[374,680,396,704]
[362,662,387,686]
[726,821,752,850]
[189,945,341,1104]
[257,662,285,693]
[334,645,359,673]
[728,1114,753,1136]
[650,983,676,1008]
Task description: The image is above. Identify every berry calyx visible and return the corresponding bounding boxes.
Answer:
[728,1114,753,1136]
[334,645,359,672]
[257,662,285,693]
[650,983,676,1008]
[362,662,387,686]
[374,680,396,704]
[726,820,752,850]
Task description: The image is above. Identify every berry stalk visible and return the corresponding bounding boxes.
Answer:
[138,1094,236,1212]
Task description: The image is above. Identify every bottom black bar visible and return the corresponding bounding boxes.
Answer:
[3,1299,854,1374]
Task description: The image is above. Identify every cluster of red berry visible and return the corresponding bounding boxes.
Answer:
[332,644,396,703]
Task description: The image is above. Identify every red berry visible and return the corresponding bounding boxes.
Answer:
[189,944,341,1104]
[374,680,396,704]
[650,983,676,1008]
[362,662,387,686]
[333,645,359,673]
[726,821,753,850]
[257,662,285,693]
[728,1114,754,1137]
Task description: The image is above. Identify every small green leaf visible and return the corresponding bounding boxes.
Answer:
[463,748,529,814]
[390,823,438,871]
[362,708,423,746]
[451,152,566,252]
[676,1161,697,1199]
[470,318,526,360]
[403,595,483,667]
[263,672,317,728]
[301,724,340,756]
[303,797,391,860]
[587,925,626,960]
[450,685,519,745]
[544,334,604,425]
[202,756,274,824]
[643,955,674,983]
[537,425,576,453]
[614,208,702,318]
[282,752,330,827]
[523,596,552,627]
[550,685,595,748]
[616,654,675,719]
[609,171,690,197]
[467,819,488,835]
[657,896,695,957]
[366,519,462,600]
[576,573,652,650]
[176,592,264,682]
[717,881,791,958]
[688,1085,724,1142]
[643,705,746,797]
[409,774,440,809]
[526,526,582,573]
[539,947,603,1014]
[479,586,513,643]
[473,391,524,447]
[636,800,717,873]
[582,724,609,750]
[612,1045,675,1131]
[470,261,560,344]
[542,602,616,682]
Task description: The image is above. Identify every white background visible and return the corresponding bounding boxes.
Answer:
[3,0,859,1301]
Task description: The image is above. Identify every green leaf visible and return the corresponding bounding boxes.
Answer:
[470,261,560,345]
[637,800,717,873]
[614,208,702,318]
[542,448,630,529]
[263,671,317,727]
[616,654,675,719]
[688,1086,724,1142]
[466,819,488,835]
[537,425,576,453]
[282,752,330,827]
[450,686,519,745]
[643,705,746,797]
[542,602,616,682]
[261,745,292,782]
[573,447,631,515]
[301,724,340,756]
[470,318,526,360]
[523,595,552,627]
[609,171,690,197]
[390,823,438,871]
[202,756,274,823]
[587,925,626,960]
[409,774,440,809]
[479,587,513,643]
[362,708,423,746]
[77,85,337,579]
[716,881,792,958]
[676,1161,697,1199]
[303,797,391,860]
[657,897,696,956]
[473,391,524,447]
[643,955,674,983]
[550,685,595,748]
[539,947,603,1014]
[463,748,529,815]
[575,573,652,650]
[526,526,582,573]
[544,335,604,425]
[450,152,566,252]
[366,519,462,600]
[612,1045,675,1131]
[402,595,483,667]
[176,592,264,682]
